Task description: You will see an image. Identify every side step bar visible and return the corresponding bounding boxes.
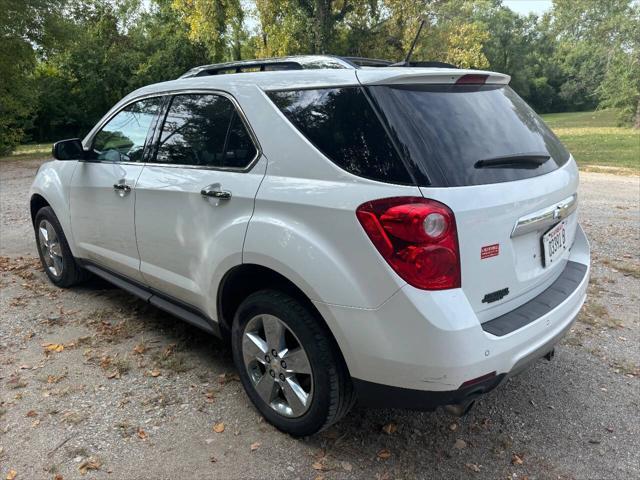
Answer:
[82,263,220,337]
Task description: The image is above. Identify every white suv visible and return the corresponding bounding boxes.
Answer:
[30,56,590,436]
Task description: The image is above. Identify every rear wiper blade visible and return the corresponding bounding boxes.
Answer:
[474,154,550,169]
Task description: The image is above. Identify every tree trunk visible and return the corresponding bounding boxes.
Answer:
[313,0,331,54]
[635,98,640,129]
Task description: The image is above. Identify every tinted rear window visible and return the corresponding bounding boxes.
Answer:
[367,84,570,187]
[268,88,413,185]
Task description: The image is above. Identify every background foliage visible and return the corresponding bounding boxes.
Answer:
[0,0,638,155]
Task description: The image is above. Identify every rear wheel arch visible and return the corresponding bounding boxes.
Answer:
[217,264,349,369]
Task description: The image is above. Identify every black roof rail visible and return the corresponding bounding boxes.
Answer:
[341,56,394,67]
[389,60,459,69]
[179,55,459,79]
[180,56,355,78]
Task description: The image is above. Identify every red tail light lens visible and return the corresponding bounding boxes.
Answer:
[455,74,488,85]
[356,197,461,290]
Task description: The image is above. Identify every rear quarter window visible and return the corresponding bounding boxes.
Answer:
[267,88,413,185]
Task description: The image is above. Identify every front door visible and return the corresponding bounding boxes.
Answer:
[134,92,266,317]
[70,97,163,282]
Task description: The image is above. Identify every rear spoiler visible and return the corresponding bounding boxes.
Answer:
[356,69,510,86]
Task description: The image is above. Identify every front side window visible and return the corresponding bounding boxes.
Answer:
[267,88,413,185]
[154,94,257,168]
[92,97,162,162]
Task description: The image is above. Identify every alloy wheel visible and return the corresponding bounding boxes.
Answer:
[38,219,63,278]
[242,314,313,418]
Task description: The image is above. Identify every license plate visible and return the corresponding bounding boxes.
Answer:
[542,220,567,267]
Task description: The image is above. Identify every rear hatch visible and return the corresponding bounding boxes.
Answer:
[361,73,579,320]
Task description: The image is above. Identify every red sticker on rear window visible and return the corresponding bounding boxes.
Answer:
[481,244,500,259]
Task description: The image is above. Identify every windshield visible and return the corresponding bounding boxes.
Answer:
[367,84,570,187]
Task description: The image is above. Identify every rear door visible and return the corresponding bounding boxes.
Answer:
[365,81,579,321]
[70,97,163,282]
[134,92,265,315]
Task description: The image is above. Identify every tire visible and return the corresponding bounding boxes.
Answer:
[231,289,354,436]
[34,206,89,287]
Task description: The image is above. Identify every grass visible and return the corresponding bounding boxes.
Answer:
[0,143,51,161]
[541,109,639,173]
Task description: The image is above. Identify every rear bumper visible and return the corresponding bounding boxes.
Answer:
[315,224,590,407]
[353,313,574,410]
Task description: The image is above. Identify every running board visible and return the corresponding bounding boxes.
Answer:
[82,263,220,337]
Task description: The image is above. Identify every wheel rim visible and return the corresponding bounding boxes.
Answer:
[38,219,63,278]
[242,314,313,418]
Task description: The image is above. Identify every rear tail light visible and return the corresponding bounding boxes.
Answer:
[356,197,461,290]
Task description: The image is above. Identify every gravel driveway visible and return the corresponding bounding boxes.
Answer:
[1,158,638,480]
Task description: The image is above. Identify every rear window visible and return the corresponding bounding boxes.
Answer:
[267,88,413,185]
[367,84,570,187]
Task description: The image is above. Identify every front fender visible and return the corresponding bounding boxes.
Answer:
[29,160,79,255]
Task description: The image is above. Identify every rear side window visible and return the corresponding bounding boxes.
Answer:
[154,94,257,169]
[268,88,413,185]
[367,84,571,187]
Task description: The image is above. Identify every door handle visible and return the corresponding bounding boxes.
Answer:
[201,187,232,200]
[113,183,131,192]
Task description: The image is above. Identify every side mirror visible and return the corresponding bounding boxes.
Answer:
[52,138,85,160]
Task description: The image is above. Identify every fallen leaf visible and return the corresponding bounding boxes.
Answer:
[465,463,481,473]
[312,461,328,471]
[341,461,353,472]
[381,423,397,435]
[47,374,65,384]
[54,475,63,480]
[137,428,148,440]
[6,470,17,480]
[250,442,261,451]
[218,372,240,385]
[377,448,391,460]
[25,410,37,418]
[106,371,120,380]
[213,422,225,433]
[150,369,161,378]
[454,439,467,449]
[78,457,101,475]
[42,343,64,353]
[133,344,146,355]
[511,453,524,465]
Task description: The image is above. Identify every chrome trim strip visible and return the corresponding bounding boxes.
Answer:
[81,88,263,173]
[511,194,578,237]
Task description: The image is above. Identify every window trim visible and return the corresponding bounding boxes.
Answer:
[84,89,262,173]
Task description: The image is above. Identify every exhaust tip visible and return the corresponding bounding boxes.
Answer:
[444,399,476,417]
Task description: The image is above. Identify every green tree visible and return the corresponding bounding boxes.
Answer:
[171,0,244,61]
[0,0,63,153]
